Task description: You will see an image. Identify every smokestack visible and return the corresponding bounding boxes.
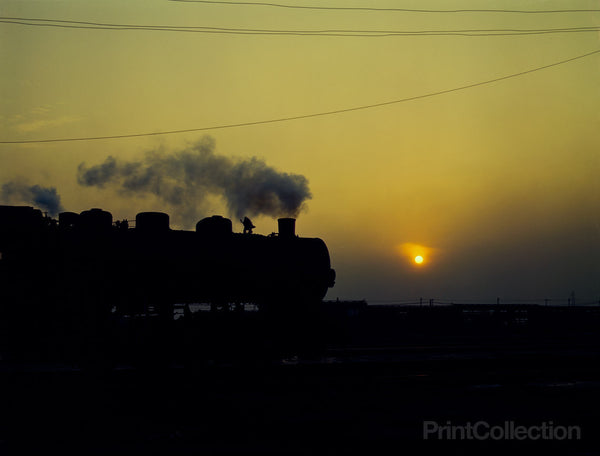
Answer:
[278,218,296,238]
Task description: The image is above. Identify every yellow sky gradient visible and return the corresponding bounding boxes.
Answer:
[1,0,599,302]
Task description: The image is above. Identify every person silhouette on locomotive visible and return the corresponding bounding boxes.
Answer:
[241,217,255,234]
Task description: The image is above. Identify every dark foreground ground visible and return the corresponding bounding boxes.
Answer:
[2,304,600,455]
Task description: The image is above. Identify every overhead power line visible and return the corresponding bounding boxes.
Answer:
[1,48,599,145]
[168,0,600,14]
[1,17,599,37]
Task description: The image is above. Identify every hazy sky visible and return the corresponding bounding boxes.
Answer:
[1,0,599,303]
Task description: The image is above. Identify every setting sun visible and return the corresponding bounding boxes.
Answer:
[397,242,435,268]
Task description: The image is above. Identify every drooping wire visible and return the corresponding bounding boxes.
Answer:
[1,17,599,37]
[167,0,600,14]
[2,48,599,144]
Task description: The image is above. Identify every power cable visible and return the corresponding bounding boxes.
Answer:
[2,48,599,144]
[167,0,600,14]
[1,17,599,37]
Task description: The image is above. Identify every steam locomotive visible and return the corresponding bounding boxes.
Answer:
[0,205,336,360]
[0,205,336,318]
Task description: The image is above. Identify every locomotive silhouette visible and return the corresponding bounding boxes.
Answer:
[0,205,335,315]
[0,205,336,360]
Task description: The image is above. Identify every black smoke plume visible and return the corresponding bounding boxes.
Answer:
[77,136,312,226]
[1,180,64,217]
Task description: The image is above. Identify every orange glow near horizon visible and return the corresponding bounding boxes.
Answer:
[398,242,435,268]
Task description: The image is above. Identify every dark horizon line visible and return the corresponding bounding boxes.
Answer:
[333,298,600,306]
